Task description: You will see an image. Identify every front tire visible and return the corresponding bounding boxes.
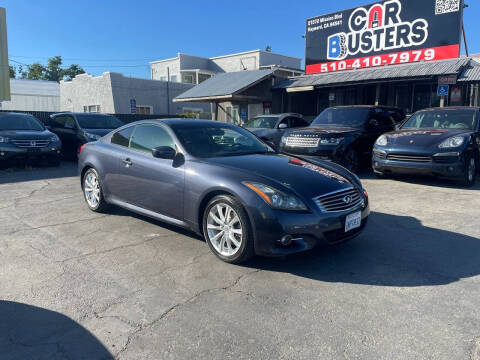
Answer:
[203,195,254,264]
[343,148,360,173]
[460,154,477,187]
[82,168,109,212]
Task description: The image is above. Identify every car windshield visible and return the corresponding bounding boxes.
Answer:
[76,114,123,129]
[0,114,44,131]
[172,124,272,158]
[402,109,477,130]
[244,117,279,129]
[312,108,370,128]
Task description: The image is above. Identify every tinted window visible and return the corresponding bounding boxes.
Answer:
[402,109,477,130]
[172,124,271,158]
[51,115,66,128]
[244,117,279,129]
[0,114,44,131]
[312,108,371,128]
[76,114,123,129]
[111,127,134,147]
[130,124,174,153]
[64,116,77,129]
[290,117,309,128]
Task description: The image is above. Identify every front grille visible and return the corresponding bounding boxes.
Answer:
[386,154,431,163]
[285,136,319,148]
[314,187,363,213]
[11,139,50,148]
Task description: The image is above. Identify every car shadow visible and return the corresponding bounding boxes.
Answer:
[0,161,78,184]
[0,301,113,360]
[241,211,480,287]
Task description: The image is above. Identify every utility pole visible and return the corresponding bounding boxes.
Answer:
[166,67,170,116]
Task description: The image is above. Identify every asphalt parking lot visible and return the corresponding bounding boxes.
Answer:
[1,162,480,360]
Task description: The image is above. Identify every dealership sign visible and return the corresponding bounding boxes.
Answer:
[305,0,463,74]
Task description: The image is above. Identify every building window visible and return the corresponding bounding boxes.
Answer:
[159,76,167,81]
[136,106,152,115]
[170,75,177,82]
[198,74,211,83]
[84,105,101,113]
[183,74,195,84]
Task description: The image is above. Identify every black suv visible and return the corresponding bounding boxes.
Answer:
[48,113,123,157]
[279,106,405,172]
[0,112,62,166]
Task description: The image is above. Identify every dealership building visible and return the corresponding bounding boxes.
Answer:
[270,0,480,117]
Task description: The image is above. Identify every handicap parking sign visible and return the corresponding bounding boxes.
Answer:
[437,85,449,97]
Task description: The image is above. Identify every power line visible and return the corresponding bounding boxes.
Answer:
[9,58,150,68]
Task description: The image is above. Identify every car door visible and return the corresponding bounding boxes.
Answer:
[114,123,185,220]
[50,115,79,156]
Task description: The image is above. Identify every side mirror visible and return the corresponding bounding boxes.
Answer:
[152,146,176,159]
[278,123,288,129]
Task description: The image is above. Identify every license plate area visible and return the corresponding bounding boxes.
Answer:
[345,211,361,232]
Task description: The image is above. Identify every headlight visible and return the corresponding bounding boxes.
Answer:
[376,135,388,146]
[319,137,343,145]
[0,136,8,143]
[243,182,308,211]
[84,132,101,140]
[438,136,465,149]
[49,134,60,142]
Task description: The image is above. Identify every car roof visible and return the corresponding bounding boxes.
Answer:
[252,113,303,118]
[50,112,116,116]
[329,105,401,110]
[0,112,36,117]
[415,106,480,112]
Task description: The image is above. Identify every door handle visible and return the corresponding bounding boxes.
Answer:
[123,158,133,167]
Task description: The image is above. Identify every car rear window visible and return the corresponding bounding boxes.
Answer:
[76,114,123,130]
[0,114,44,131]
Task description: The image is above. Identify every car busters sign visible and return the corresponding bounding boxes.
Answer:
[305,0,464,74]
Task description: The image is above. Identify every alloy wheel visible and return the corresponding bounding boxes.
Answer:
[206,203,243,257]
[84,171,101,208]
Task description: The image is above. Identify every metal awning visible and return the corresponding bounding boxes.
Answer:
[276,58,473,90]
[173,69,276,102]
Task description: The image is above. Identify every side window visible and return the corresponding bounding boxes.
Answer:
[64,116,76,129]
[111,126,134,147]
[51,115,66,128]
[290,117,309,128]
[278,117,290,128]
[375,113,395,130]
[130,124,175,153]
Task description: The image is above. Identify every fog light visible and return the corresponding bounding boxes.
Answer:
[279,235,293,246]
[0,152,4,156]
[374,161,379,167]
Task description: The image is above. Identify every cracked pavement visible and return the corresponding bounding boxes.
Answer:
[1,162,480,359]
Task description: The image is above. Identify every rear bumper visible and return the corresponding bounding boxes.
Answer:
[372,152,465,178]
[246,198,370,256]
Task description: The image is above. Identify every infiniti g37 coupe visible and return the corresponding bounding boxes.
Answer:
[78,119,370,263]
[373,107,479,186]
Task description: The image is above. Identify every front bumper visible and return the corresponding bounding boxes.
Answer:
[281,145,343,162]
[246,198,370,256]
[0,143,62,162]
[372,151,465,178]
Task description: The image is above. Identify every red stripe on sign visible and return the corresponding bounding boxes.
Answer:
[306,44,461,75]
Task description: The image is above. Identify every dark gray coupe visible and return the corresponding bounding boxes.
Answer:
[78,119,369,263]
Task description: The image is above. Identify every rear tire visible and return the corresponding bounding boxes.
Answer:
[203,195,254,264]
[82,168,109,212]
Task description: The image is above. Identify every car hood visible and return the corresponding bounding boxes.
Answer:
[204,153,356,198]
[83,128,114,136]
[285,126,360,138]
[385,129,472,149]
[0,129,53,139]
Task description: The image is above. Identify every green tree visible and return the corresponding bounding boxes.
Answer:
[9,65,16,78]
[26,63,47,80]
[45,55,63,81]
[62,64,85,81]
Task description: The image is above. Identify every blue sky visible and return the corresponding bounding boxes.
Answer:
[3,0,479,78]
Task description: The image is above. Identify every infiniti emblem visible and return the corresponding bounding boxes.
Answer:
[30,140,36,146]
[410,140,414,144]
[343,195,353,204]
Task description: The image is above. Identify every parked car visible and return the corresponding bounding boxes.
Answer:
[48,113,123,158]
[244,113,309,147]
[372,107,479,186]
[0,112,62,166]
[279,106,405,172]
[78,119,370,263]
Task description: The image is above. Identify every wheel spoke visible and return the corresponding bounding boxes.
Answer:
[209,213,222,225]
[229,233,241,248]
[211,230,224,243]
[207,224,223,231]
[216,205,225,221]
[228,215,239,226]
[230,228,242,235]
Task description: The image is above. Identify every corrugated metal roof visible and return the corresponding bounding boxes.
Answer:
[10,79,59,96]
[174,69,276,101]
[458,65,480,82]
[276,58,472,89]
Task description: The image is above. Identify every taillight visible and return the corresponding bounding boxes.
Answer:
[363,190,368,198]
[78,144,85,155]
